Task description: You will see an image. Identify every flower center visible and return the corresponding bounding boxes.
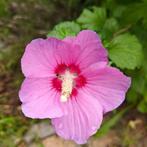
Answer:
[60,70,76,102]
[52,64,86,102]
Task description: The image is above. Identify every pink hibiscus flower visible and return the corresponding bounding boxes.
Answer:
[19,30,131,144]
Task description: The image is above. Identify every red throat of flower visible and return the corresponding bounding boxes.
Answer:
[52,64,86,102]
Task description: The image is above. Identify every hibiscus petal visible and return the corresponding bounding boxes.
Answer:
[51,90,103,144]
[83,65,131,113]
[74,30,108,69]
[52,38,81,65]
[22,38,79,78]
[21,38,58,78]
[19,78,63,118]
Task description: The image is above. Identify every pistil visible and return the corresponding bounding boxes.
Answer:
[60,71,75,102]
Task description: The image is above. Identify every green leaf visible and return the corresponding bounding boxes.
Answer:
[0,0,9,17]
[103,18,119,33]
[127,89,138,104]
[132,74,146,95]
[77,7,106,31]
[108,33,143,69]
[47,21,81,39]
[112,5,126,18]
[138,99,147,113]
[122,3,142,24]
[102,17,119,39]
[95,108,129,137]
[122,1,147,29]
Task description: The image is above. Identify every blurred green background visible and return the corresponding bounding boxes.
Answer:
[0,0,147,147]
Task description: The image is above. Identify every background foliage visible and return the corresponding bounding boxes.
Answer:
[0,0,147,146]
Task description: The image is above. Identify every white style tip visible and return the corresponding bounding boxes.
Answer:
[60,95,68,102]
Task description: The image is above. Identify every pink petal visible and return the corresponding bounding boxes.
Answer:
[51,38,81,65]
[19,78,63,118]
[51,90,103,144]
[21,38,80,78]
[74,30,108,69]
[81,62,108,74]
[21,38,57,78]
[83,65,131,113]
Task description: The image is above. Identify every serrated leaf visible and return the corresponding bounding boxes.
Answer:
[102,17,119,39]
[103,18,119,32]
[108,33,143,69]
[77,7,106,31]
[47,21,81,39]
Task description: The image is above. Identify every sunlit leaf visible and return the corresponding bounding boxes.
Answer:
[47,21,81,39]
[77,7,106,31]
[108,33,143,69]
